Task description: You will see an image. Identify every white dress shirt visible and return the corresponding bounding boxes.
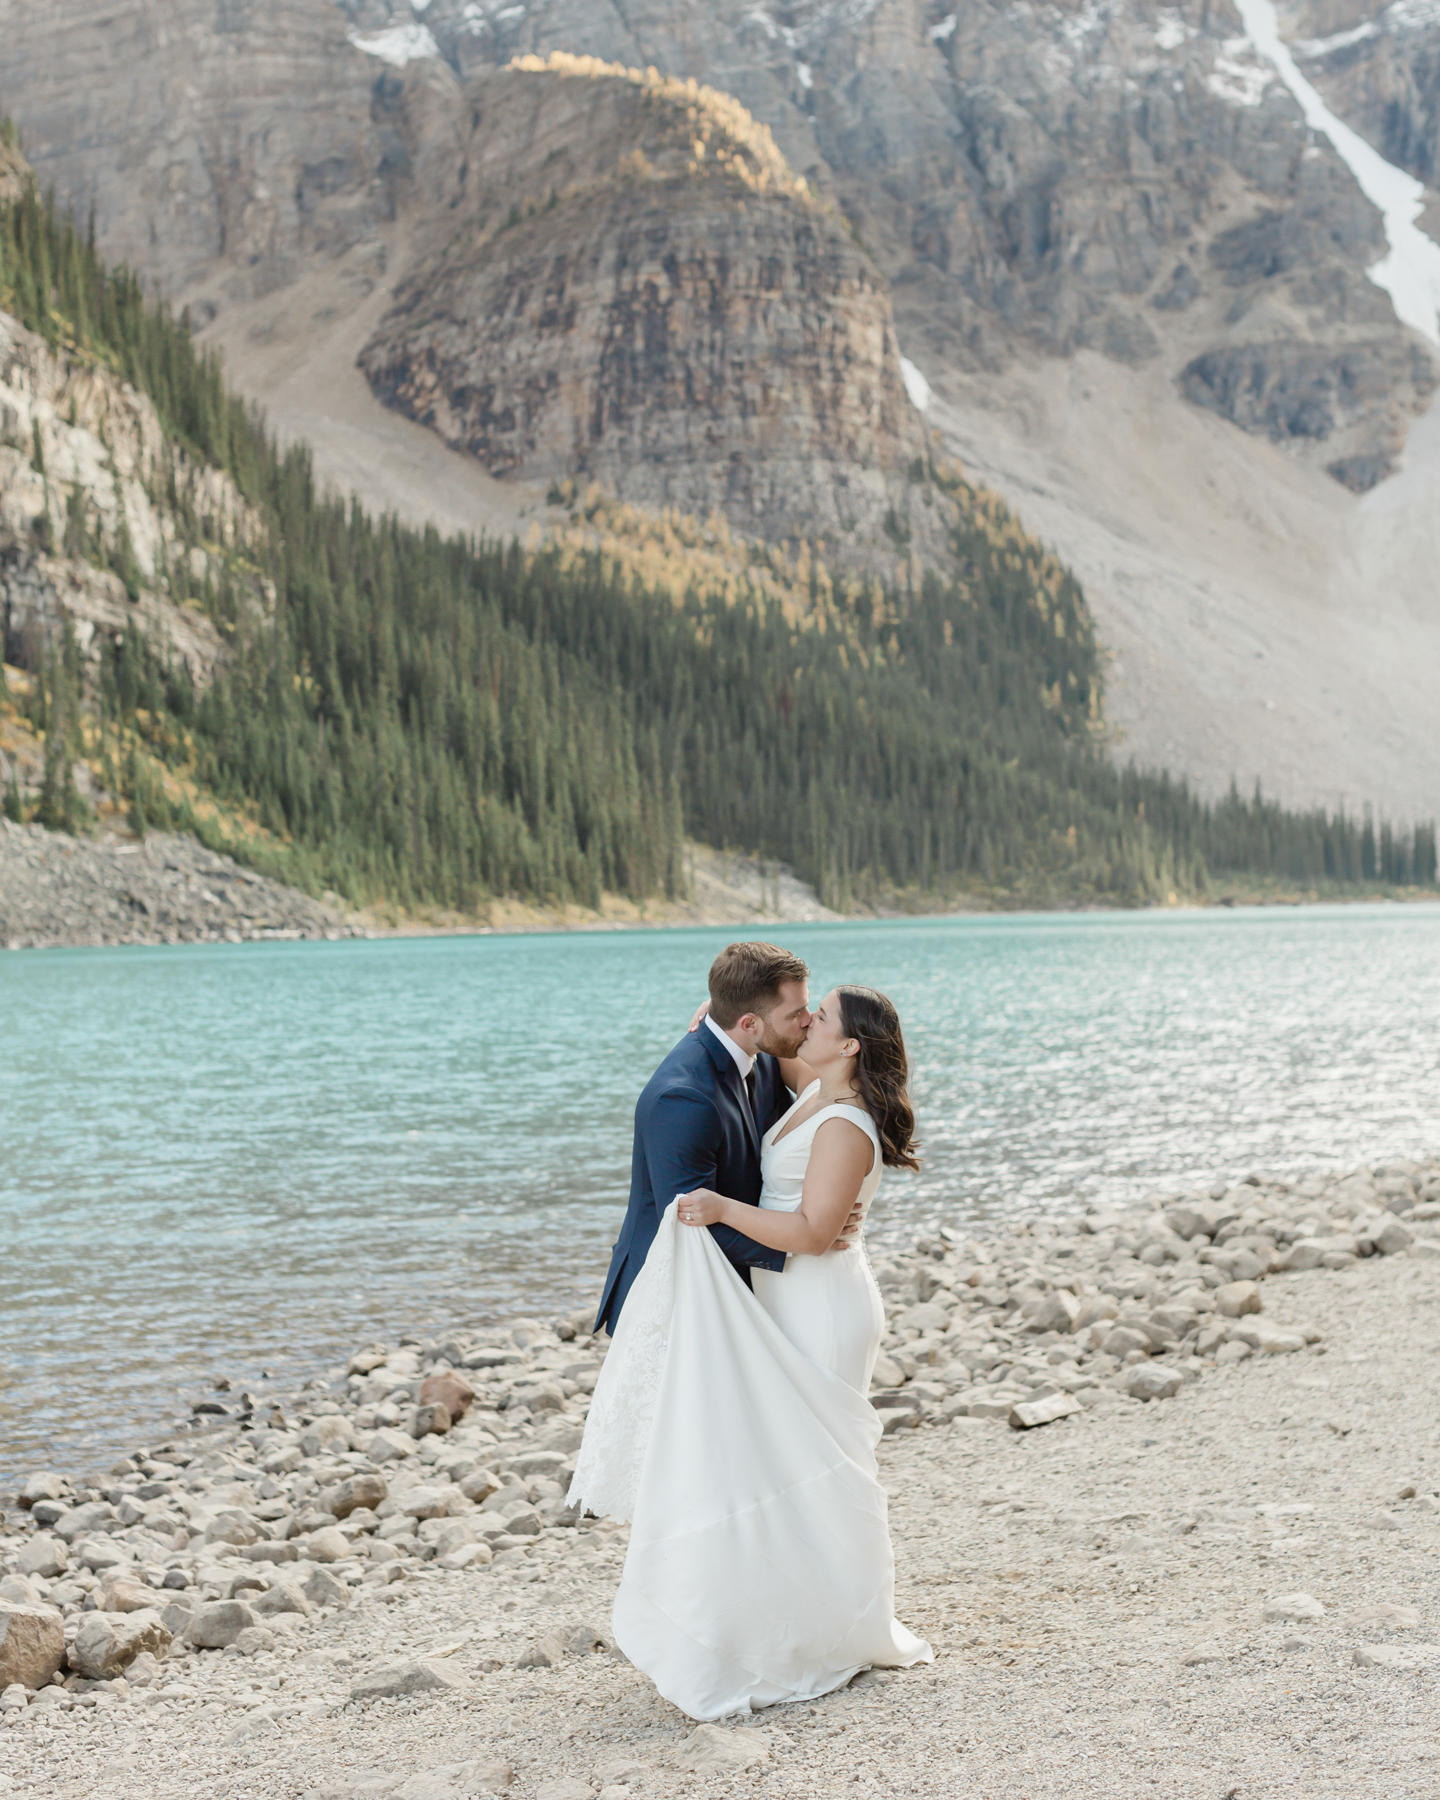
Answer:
[705,1013,756,1083]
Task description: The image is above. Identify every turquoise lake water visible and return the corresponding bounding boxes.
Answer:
[3,903,1440,1481]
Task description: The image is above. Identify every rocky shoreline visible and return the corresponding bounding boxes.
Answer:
[3,1152,1439,1798]
[0,825,848,950]
[0,823,359,949]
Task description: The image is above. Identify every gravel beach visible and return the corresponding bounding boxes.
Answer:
[3,1155,1439,1799]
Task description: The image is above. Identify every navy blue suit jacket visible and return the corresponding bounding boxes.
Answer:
[594,1026,791,1334]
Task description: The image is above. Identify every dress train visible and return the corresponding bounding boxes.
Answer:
[569,1202,932,1720]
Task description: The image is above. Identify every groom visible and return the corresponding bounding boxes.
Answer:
[593,941,814,1335]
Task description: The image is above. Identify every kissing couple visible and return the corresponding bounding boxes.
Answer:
[568,941,933,1720]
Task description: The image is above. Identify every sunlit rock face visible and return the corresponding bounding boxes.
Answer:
[356,61,929,546]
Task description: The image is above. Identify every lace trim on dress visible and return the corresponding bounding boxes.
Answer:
[567,1202,678,1523]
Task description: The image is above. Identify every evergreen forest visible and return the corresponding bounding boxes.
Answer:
[3,138,1436,913]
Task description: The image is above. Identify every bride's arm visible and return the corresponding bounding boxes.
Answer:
[679,1119,872,1256]
[776,1055,819,1095]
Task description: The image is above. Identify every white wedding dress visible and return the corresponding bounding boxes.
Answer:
[569,1081,933,1720]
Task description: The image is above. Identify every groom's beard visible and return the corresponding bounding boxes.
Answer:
[758,1021,808,1060]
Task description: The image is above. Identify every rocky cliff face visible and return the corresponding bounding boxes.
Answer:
[0,309,251,684]
[0,0,386,312]
[358,56,928,546]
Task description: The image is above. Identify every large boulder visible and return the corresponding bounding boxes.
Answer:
[368,1428,417,1464]
[350,1659,466,1701]
[203,1510,263,1547]
[0,1602,65,1689]
[1214,1280,1262,1318]
[1373,1216,1415,1256]
[1125,1365,1183,1402]
[1024,1291,1080,1333]
[160,1598,200,1637]
[895,1301,950,1334]
[678,1724,774,1773]
[68,1609,172,1680]
[399,1487,455,1522]
[497,1450,567,1480]
[299,1416,354,1458]
[251,1581,312,1619]
[408,1403,452,1438]
[303,1566,351,1609]
[419,1371,476,1422]
[1072,1296,1119,1332]
[102,1577,161,1614]
[1164,1200,1219,1240]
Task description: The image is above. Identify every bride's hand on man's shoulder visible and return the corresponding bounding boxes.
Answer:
[687,999,710,1033]
[677,1188,726,1226]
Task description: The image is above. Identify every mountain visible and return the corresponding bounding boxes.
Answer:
[8,152,1428,915]
[356,54,932,554]
[0,0,1437,825]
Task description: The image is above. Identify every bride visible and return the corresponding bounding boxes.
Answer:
[567,983,933,1720]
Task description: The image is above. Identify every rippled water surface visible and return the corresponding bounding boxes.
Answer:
[4,904,1439,1481]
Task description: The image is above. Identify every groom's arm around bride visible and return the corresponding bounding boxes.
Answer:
[593,942,814,1335]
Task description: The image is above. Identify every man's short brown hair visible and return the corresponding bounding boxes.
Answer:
[708,941,809,1029]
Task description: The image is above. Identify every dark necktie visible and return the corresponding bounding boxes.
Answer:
[743,1066,757,1122]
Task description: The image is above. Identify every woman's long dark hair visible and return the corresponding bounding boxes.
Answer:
[836,985,921,1172]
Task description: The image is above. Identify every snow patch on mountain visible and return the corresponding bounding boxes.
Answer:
[1206,38,1274,107]
[1154,12,1192,51]
[1293,20,1379,58]
[1387,0,1440,34]
[900,357,933,413]
[1235,0,1440,342]
[347,23,441,66]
